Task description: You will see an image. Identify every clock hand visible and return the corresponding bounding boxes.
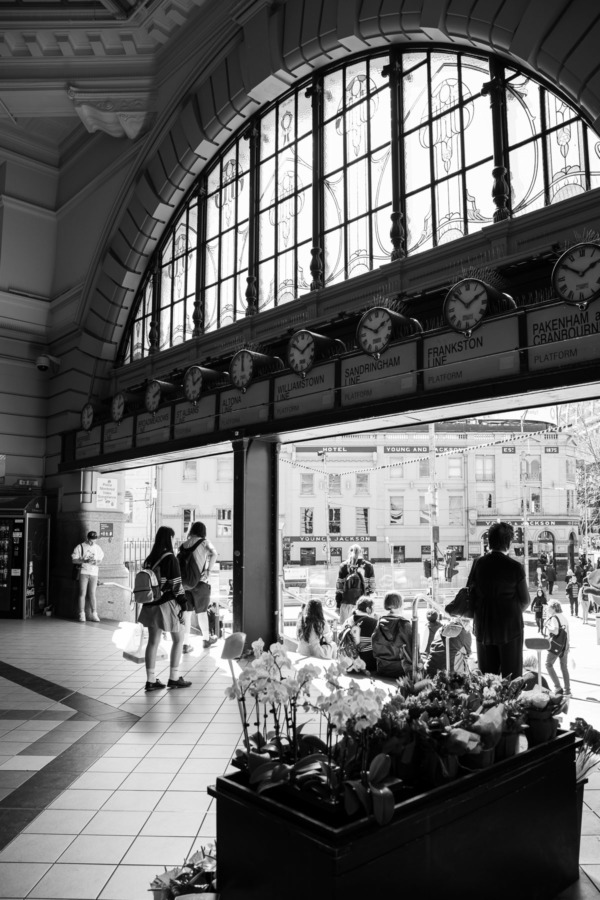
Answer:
[581,258,600,275]
[457,290,486,308]
[559,263,587,277]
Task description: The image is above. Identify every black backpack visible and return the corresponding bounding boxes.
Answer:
[338,620,361,660]
[342,566,365,607]
[546,615,568,658]
[371,615,413,677]
[176,539,204,590]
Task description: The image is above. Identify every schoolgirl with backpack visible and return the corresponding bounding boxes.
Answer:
[136,525,192,692]
[544,599,570,696]
[177,520,219,652]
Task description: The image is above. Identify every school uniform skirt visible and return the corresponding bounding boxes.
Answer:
[138,598,181,632]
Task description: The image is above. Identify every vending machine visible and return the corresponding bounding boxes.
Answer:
[0,495,50,619]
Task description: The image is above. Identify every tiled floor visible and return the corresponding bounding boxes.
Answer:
[0,614,598,899]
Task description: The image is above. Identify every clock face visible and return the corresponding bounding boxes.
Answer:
[287,331,316,375]
[145,380,162,413]
[183,366,203,402]
[230,350,254,390]
[552,242,600,305]
[81,403,94,431]
[111,392,126,423]
[443,279,489,333]
[356,307,393,356]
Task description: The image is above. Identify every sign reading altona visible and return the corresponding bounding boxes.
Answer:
[219,382,270,430]
[527,300,600,371]
[341,342,417,406]
[174,396,216,439]
[424,317,519,390]
[273,362,335,419]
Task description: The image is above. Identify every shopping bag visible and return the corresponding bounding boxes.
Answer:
[116,622,169,664]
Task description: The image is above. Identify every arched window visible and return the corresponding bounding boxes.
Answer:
[119,48,600,364]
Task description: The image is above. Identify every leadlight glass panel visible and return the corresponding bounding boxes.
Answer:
[121,49,600,363]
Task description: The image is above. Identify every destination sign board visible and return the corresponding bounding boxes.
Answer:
[340,341,418,407]
[174,396,216,439]
[104,417,134,454]
[273,362,335,419]
[219,381,270,430]
[527,300,600,371]
[423,317,519,390]
[136,409,171,447]
[75,426,101,459]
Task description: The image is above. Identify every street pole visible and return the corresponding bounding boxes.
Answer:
[429,423,439,605]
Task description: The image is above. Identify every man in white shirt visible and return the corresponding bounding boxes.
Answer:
[71,531,104,622]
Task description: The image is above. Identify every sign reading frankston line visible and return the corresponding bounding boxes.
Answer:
[220,381,270,430]
[340,342,417,407]
[423,317,519,390]
[174,396,216,439]
[527,299,600,371]
[273,362,335,419]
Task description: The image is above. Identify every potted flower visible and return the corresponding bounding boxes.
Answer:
[149,845,217,898]
[210,634,581,900]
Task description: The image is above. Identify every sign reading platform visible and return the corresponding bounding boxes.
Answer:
[219,381,270,430]
[174,396,216,439]
[423,317,519,390]
[273,362,335,419]
[527,300,600,371]
[340,342,418,407]
[75,427,101,459]
[104,417,134,454]
[136,409,171,447]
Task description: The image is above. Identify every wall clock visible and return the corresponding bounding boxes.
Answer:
[286,330,345,376]
[111,392,127,423]
[230,350,282,392]
[182,365,220,403]
[356,307,422,357]
[443,278,514,335]
[80,402,95,432]
[551,242,600,309]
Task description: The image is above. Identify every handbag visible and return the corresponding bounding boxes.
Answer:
[445,585,475,619]
[72,564,80,581]
[192,580,211,613]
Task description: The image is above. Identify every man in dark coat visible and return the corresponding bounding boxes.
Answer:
[467,522,530,678]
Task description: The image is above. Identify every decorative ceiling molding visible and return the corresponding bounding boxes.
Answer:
[67,85,157,139]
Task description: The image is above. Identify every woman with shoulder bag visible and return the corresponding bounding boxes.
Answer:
[180,521,219,652]
[138,526,192,692]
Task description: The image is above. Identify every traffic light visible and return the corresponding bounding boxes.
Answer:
[423,559,432,578]
[445,551,459,581]
[514,526,523,544]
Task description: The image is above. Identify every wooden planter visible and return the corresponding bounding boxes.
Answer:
[209,732,581,900]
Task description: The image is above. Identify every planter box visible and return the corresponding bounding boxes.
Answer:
[209,732,580,900]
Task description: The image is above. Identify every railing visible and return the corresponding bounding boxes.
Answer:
[123,539,182,590]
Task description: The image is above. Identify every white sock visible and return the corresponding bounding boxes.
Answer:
[146,668,155,683]
[169,667,179,681]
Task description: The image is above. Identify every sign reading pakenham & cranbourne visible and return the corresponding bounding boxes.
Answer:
[75,426,102,459]
[174,395,216,439]
[219,381,270,430]
[103,417,134,454]
[527,299,600,371]
[273,362,335,419]
[340,341,417,407]
[423,316,519,391]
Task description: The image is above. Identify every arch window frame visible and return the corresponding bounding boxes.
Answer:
[119,47,600,365]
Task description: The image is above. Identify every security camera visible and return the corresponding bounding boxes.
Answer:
[36,355,60,372]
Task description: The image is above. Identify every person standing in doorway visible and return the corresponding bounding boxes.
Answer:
[71,531,104,622]
[180,521,219,651]
[138,525,190,691]
[467,522,530,679]
[335,544,375,626]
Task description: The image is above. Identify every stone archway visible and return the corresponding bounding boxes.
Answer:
[79,0,600,401]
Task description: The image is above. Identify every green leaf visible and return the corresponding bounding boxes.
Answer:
[292,753,328,774]
[344,783,362,816]
[368,753,391,785]
[249,761,279,784]
[371,785,395,825]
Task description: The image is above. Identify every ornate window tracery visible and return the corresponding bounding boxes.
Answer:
[119,49,600,365]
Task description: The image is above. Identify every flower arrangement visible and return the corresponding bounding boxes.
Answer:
[570,717,600,781]
[149,845,217,898]
[224,639,571,824]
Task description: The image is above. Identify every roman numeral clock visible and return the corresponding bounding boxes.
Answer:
[551,242,600,310]
[443,278,514,336]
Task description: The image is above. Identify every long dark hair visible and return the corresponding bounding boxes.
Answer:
[145,526,175,568]
[298,599,326,642]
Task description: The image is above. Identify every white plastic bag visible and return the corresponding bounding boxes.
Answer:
[113,621,169,664]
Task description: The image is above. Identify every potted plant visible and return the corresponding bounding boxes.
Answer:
[209,634,581,900]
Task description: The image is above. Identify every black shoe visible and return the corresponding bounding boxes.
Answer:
[182,644,193,654]
[168,677,192,688]
[145,680,166,692]
[203,635,218,648]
